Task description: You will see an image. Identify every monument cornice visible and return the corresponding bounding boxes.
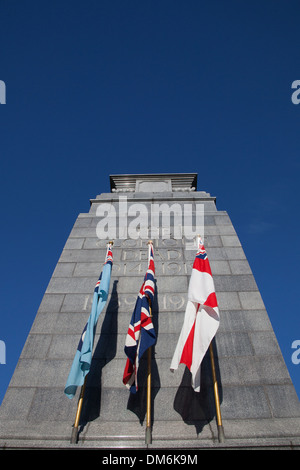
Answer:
[109,173,198,192]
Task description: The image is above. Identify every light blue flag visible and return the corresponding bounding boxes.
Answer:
[64,244,113,399]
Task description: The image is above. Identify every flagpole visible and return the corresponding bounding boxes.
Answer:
[70,376,87,443]
[69,240,114,444]
[209,342,225,443]
[145,311,152,445]
[145,240,153,445]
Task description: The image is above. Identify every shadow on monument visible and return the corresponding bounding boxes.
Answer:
[78,280,119,430]
[126,279,160,426]
[173,338,223,437]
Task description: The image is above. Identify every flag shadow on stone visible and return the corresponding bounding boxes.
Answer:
[126,279,160,425]
[79,280,119,428]
[173,338,223,437]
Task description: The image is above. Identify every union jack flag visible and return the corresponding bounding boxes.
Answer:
[123,244,156,393]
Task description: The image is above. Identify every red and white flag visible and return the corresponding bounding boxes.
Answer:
[170,237,220,392]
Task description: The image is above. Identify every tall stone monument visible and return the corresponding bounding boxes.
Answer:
[0,173,299,449]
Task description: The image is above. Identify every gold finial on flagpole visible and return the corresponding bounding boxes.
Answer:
[195,234,202,249]
[108,240,114,246]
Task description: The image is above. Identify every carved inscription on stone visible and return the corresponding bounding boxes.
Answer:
[113,261,192,275]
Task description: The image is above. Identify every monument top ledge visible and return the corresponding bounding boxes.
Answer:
[109,173,198,193]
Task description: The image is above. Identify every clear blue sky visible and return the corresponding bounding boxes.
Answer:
[0,1,299,405]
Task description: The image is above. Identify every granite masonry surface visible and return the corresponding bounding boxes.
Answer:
[0,173,299,450]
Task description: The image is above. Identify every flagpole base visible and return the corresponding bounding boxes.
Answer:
[145,426,152,445]
[70,426,79,444]
[217,425,225,443]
